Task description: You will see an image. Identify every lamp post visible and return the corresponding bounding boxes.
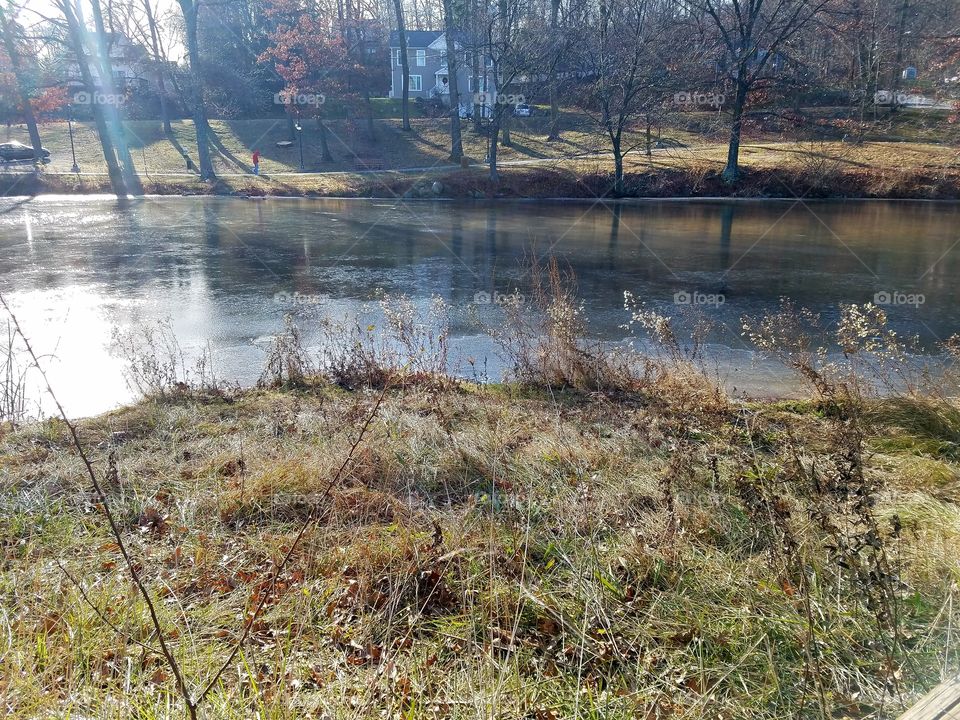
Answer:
[67,108,80,173]
[295,120,304,171]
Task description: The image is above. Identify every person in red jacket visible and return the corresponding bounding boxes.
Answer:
[252,149,261,176]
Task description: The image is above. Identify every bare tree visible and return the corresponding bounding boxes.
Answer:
[88,0,141,191]
[580,0,679,194]
[441,0,463,161]
[108,0,183,134]
[469,0,483,133]
[177,0,216,180]
[690,0,829,181]
[55,0,127,195]
[142,0,174,133]
[546,0,564,141]
[483,0,547,181]
[392,0,411,130]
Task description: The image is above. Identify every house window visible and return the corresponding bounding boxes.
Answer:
[416,49,426,66]
[394,48,401,66]
[440,51,447,65]
[409,75,422,91]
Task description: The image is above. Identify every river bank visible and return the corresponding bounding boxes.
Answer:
[2,132,958,200]
[5,159,960,201]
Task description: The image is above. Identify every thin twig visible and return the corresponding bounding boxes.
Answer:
[54,558,162,656]
[194,382,390,705]
[0,294,198,719]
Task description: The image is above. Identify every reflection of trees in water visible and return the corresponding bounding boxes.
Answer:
[717,204,733,298]
[3,199,960,346]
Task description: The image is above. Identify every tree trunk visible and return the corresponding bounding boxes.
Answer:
[178,0,215,180]
[0,8,43,160]
[497,0,510,149]
[143,0,172,134]
[488,116,500,183]
[889,0,910,113]
[392,0,411,131]
[364,91,376,141]
[645,115,652,163]
[546,0,561,141]
[317,115,333,161]
[471,0,481,132]
[441,0,462,162]
[286,111,297,142]
[471,52,482,132]
[612,134,624,196]
[58,0,126,195]
[722,75,749,182]
[90,0,140,192]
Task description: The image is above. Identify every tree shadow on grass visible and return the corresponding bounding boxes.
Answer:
[165,132,199,173]
[208,130,251,173]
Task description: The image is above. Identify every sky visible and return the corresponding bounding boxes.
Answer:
[24,0,179,22]
[22,0,184,59]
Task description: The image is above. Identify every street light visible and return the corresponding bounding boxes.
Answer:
[295,120,304,171]
[67,107,80,173]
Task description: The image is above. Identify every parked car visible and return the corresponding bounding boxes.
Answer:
[0,141,51,162]
[513,103,533,117]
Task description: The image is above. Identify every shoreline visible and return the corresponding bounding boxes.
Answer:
[8,192,960,205]
[3,161,960,201]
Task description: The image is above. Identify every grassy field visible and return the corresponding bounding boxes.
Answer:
[0,107,956,199]
[1,292,960,718]
[4,115,643,176]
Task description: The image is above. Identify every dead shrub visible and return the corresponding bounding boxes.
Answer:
[489,257,638,391]
[259,315,314,388]
[1,319,31,429]
[111,318,222,399]
[317,294,451,389]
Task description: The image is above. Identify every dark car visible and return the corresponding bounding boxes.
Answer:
[513,103,534,117]
[0,141,51,162]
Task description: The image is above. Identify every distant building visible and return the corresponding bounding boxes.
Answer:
[903,66,918,80]
[388,30,497,116]
[58,33,162,94]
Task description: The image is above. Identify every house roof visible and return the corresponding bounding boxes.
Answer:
[389,30,442,48]
[428,33,462,50]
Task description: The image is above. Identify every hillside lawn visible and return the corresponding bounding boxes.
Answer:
[0,106,957,199]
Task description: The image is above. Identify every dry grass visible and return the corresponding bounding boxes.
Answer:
[1,115,957,199]
[1,369,959,717]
